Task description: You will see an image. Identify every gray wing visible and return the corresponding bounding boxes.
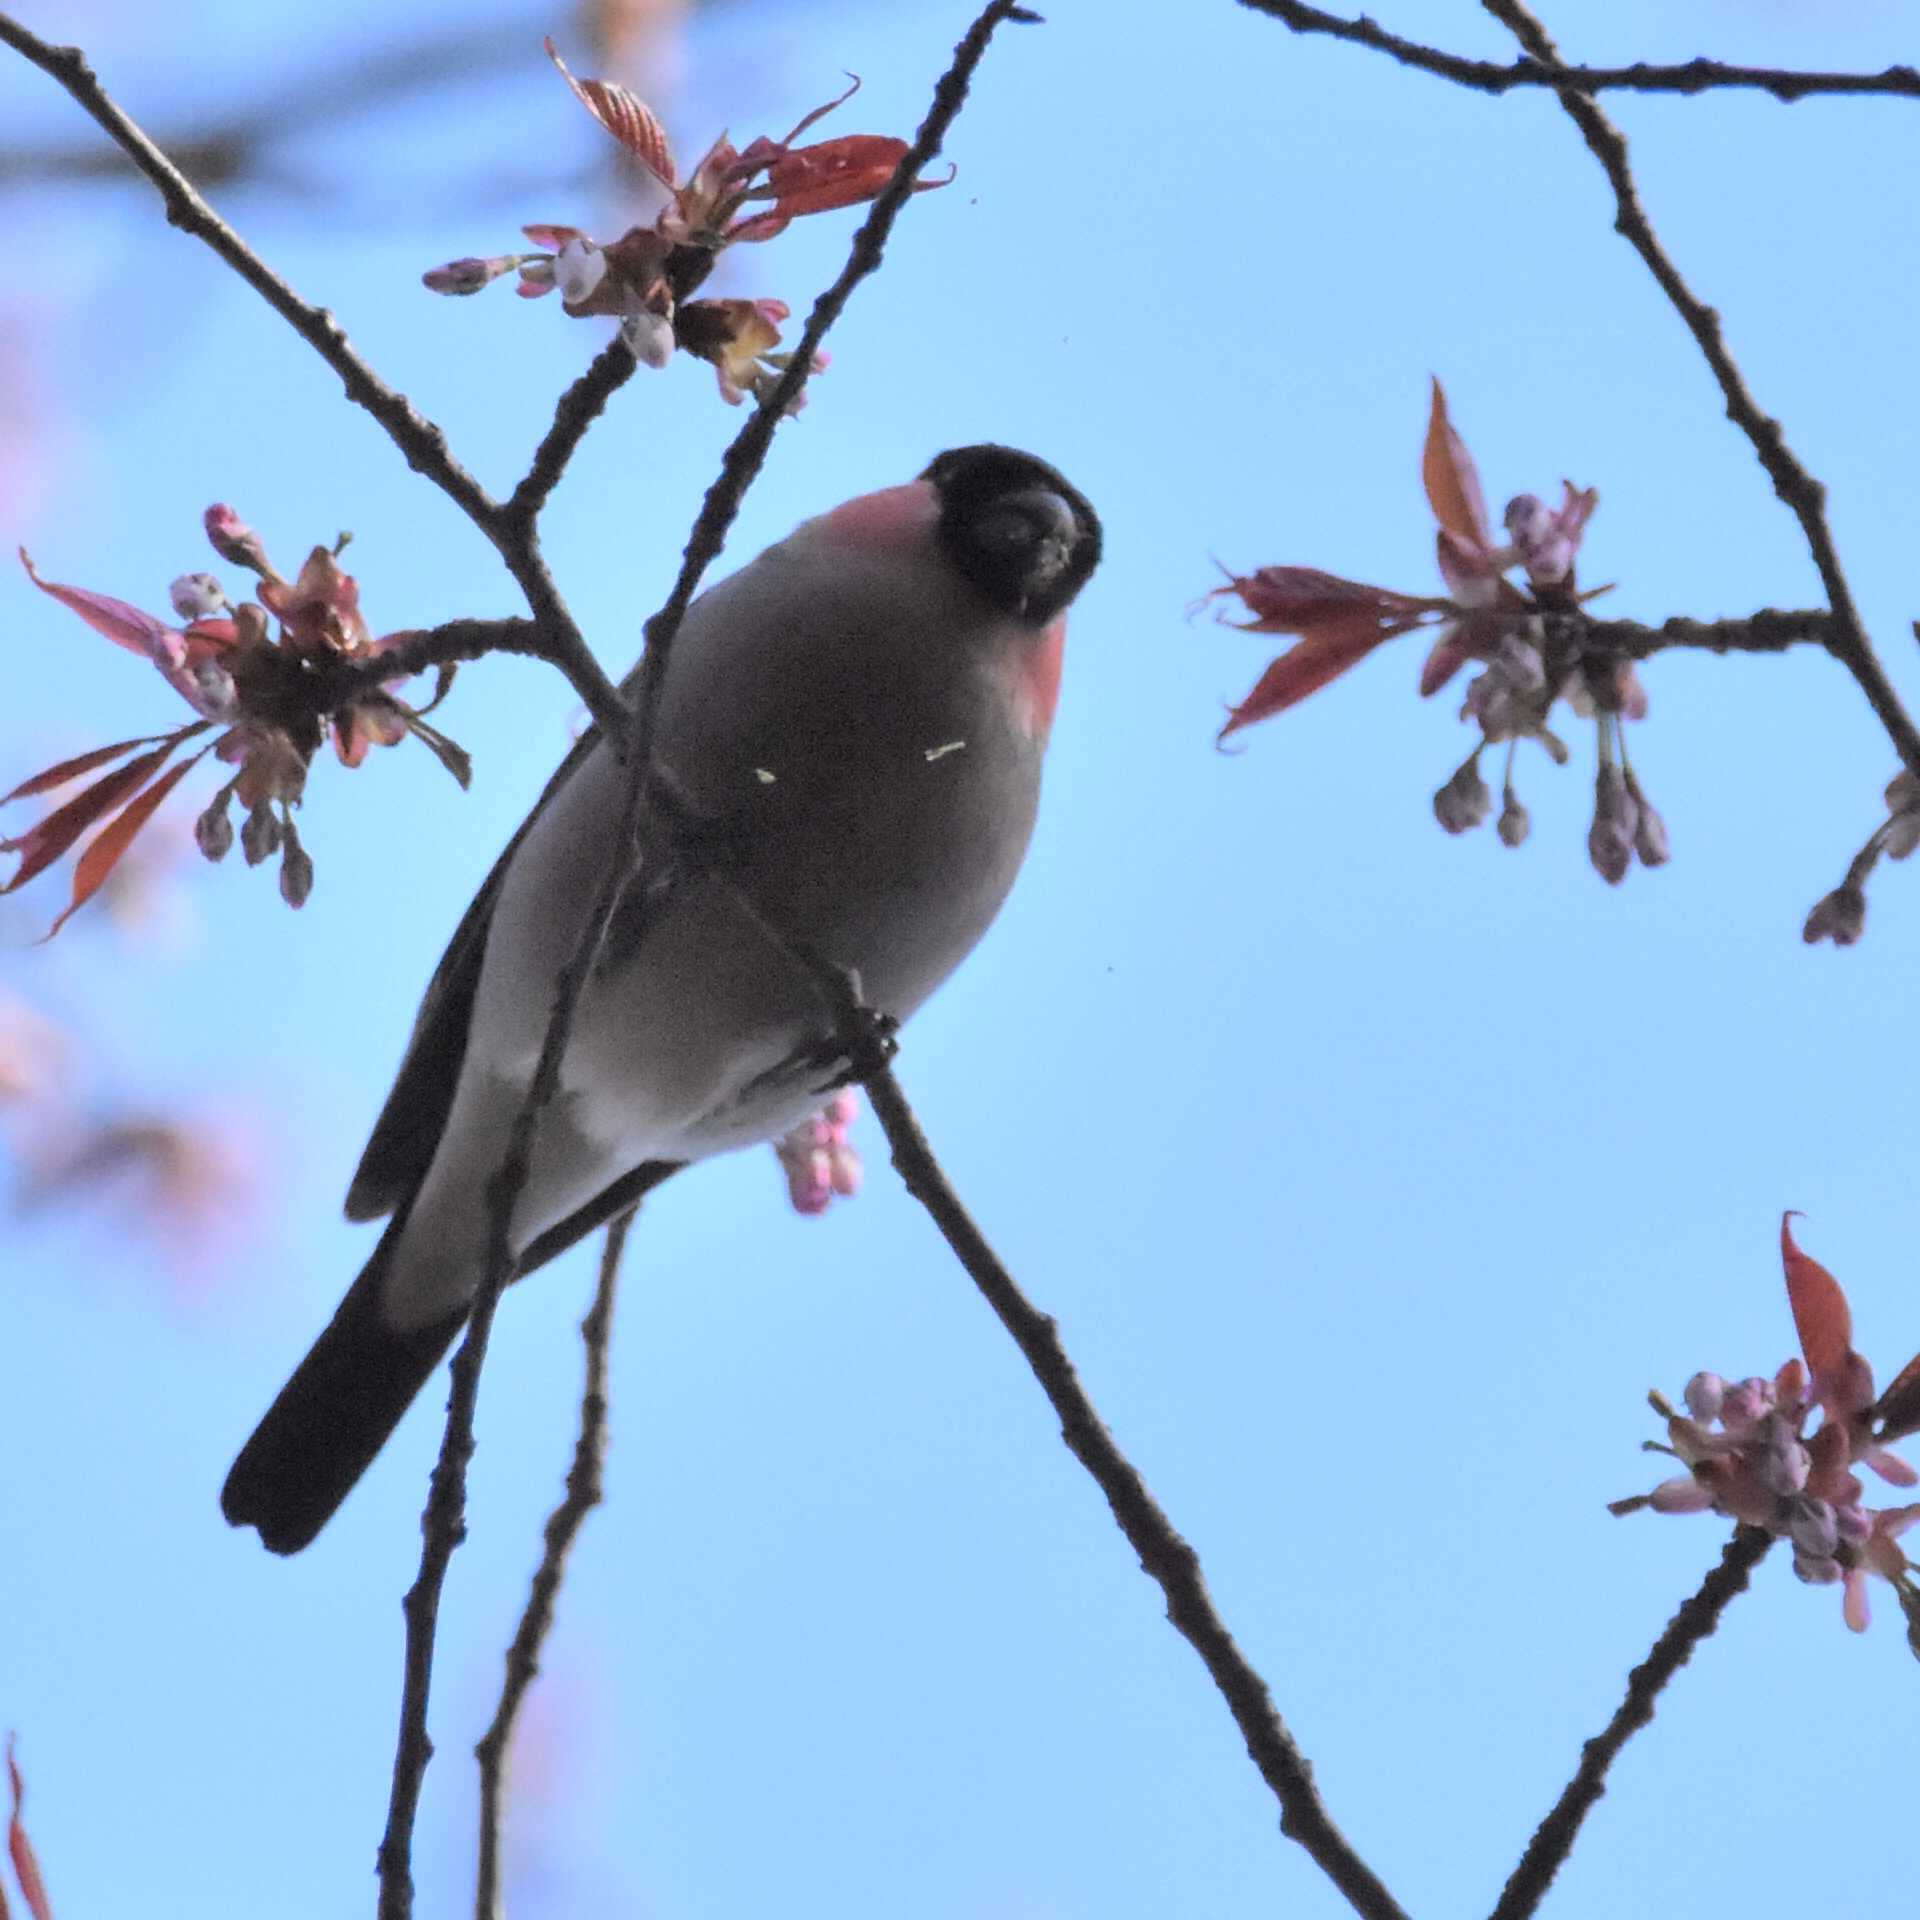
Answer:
[343,720,609,1222]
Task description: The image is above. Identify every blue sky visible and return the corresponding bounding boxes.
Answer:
[4,1,1919,1915]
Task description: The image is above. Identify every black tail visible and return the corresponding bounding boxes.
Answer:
[221,1212,463,1556]
[222,1160,684,1555]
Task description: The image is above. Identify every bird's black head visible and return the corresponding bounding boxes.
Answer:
[923,445,1102,627]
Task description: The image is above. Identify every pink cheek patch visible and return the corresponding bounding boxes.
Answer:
[813,480,937,549]
[1009,619,1066,741]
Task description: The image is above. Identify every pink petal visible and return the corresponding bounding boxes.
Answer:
[1842,1566,1872,1632]
[1865,1448,1919,1488]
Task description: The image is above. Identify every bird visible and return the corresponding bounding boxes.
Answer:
[222,444,1103,1553]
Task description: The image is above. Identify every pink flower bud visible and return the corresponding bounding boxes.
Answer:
[1719,1377,1774,1433]
[1683,1372,1726,1422]
[170,572,227,618]
[1632,798,1670,867]
[1648,1473,1715,1514]
[1587,816,1631,885]
[1835,1501,1874,1548]
[1433,757,1491,835]
[278,832,314,908]
[554,237,608,306]
[422,255,519,295]
[1885,814,1920,861]
[240,805,282,867]
[1588,762,1637,885]
[1802,881,1867,947]
[1784,1494,1839,1558]
[194,795,234,863]
[204,504,273,576]
[1494,631,1546,693]
[621,306,675,369]
[1496,791,1530,848]
[1791,1547,1843,1585]
[1752,1415,1810,1496]
[187,660,240,721]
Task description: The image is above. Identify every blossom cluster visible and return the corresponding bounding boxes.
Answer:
[773,1087,863,1216]
[1612,1215,1920,1652]
[2,507,466,933]
[422,44,948,409]
[1208,382,1669,885]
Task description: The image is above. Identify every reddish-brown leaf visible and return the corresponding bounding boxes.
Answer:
[1417,629,1472,696]
[765,135,910,214]
[1781,1212,1855,1395]
[1421,378,1489,549]
[1219,620,1394,738]
[44,746,213,938]
[0,729,206,893]
[1217,566,1444,636]
[1875,1350,1920,1443]
[0,733,186,806]
[544,37,676,184]
[5,1737,50,1920]
[19,548,177,662]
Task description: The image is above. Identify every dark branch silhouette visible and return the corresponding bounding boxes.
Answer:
[1239,3,1920,104]
[473,1211,633,1920]
[1487,1527,1773,1920]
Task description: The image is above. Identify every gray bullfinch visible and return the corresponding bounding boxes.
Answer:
[222,443,1102,1553]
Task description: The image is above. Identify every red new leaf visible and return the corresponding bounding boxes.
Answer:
[544,37,676,185]
[5,1737,50,1920]
[1781,1212,1855,1399]
[765,135,911,214]
[1217,567,1439,633]
[18,549,179,662]
[44,745,214,938]
[1421,379,1489,550]
[0,729,206,894]
[1219,619,1394,738]
[0,733,185,806]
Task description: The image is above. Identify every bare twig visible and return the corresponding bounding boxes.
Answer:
[1487,1526,1773,1920]
[374,7,1038,1913]
[749,951,1405,1919]
[846,1038,1409,1920]
[1472,0,1920,785]
[502,339,640,533]
[473,1211,632,1920]
[0,12,630,739]
[1581,607,1837,662]
[1238,4,1920,103]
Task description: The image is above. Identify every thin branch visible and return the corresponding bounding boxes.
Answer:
[844,1039,1409,1920]
[1487,1526,1772,1920]
[0,12,630,740]
[374,7,1037,1913]
[502,338,640,533]
[1238,4,1920,103]
[473,1211,633,1920]
[1473,0,1920,785]
[298,618,541,702]
[1581,607,1837,661]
